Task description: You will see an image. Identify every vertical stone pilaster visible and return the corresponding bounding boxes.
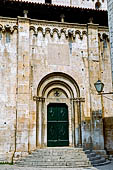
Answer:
[87,23,104,150]
[15,17,30,158]
[87,23,100,115]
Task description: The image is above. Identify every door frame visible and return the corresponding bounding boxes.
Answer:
[42,98,74,147]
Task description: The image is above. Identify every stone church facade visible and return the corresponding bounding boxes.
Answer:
[0,0,113,163]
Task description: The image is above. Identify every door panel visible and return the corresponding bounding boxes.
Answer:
[47,103,69,147]
[57,105,68,121]
[47,105,57,121]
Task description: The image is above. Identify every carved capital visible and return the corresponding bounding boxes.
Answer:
[33,96,45,102]
[72,97,85,102]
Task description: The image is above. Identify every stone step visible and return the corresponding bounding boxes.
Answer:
[84,150,91,154]
[89,155,101,161]
[40,147,83,150]
[16,161,90,166]
[87,153,96,158]
[91,157,106,164]
[15,148,92,168]
[16,162,91,167]
[93,160,111,166]
[19,158,88,163]
[84,149,111,167]
[16,165,92,168]
[22,153,87,157]
[33,151,84,155]
[25,154,88,158]
[17,157,89,163]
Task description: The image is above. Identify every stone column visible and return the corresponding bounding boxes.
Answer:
[73,98,85,147]
[37,101,42,147]
[74,100,79,146]
[33,96,45,148]
[14,17,30,159]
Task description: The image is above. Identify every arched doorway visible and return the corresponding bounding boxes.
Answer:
[34,72,83,148]
[47,103,69,147]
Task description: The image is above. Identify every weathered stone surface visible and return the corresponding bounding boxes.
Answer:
[14,148,91,168]
[0,165,98,170]
[22,0,107,10]
[0,7,112,163]
[103,117,113,154]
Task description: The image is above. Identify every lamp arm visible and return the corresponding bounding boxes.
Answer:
[98,92,113,95]
[103,95,113,101]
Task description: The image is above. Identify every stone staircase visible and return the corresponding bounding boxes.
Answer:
[15,147,92,168]
[85,150,111,166]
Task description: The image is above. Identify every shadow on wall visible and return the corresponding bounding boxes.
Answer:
[82,110,104,151]
[103,117,113,155]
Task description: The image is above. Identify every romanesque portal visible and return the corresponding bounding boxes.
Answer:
[35,73,83,148]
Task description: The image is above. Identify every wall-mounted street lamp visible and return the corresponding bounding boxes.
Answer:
[94,80,113,94]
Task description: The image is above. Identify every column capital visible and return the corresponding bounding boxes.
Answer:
[71,97,85,102]
[33,96,45,102]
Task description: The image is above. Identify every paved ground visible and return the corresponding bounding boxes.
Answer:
[97,160,113,170]
[0,165,98,170]
[0,161,113,170]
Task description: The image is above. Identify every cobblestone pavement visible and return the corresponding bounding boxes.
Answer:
[0,165,98,170]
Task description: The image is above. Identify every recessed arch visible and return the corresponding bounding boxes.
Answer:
[37,72,80,98]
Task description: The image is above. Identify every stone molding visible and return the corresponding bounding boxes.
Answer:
[0,17,109,41]
[0,24,17,33]
[33,96,85,102]
[98,32,109,41]
[30,25,87,39]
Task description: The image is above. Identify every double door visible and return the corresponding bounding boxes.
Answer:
[47,103,69,147]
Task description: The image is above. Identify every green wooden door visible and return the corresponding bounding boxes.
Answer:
[47,103,69,147]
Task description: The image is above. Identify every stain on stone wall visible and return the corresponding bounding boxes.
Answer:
[104,117,113,155]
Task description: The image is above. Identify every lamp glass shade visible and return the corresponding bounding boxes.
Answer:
[94,80,104,93]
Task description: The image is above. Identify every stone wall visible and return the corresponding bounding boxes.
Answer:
[0,18,17,162]
[21,0,107,10]
[0,16,112,162]
[104,117,113,154]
